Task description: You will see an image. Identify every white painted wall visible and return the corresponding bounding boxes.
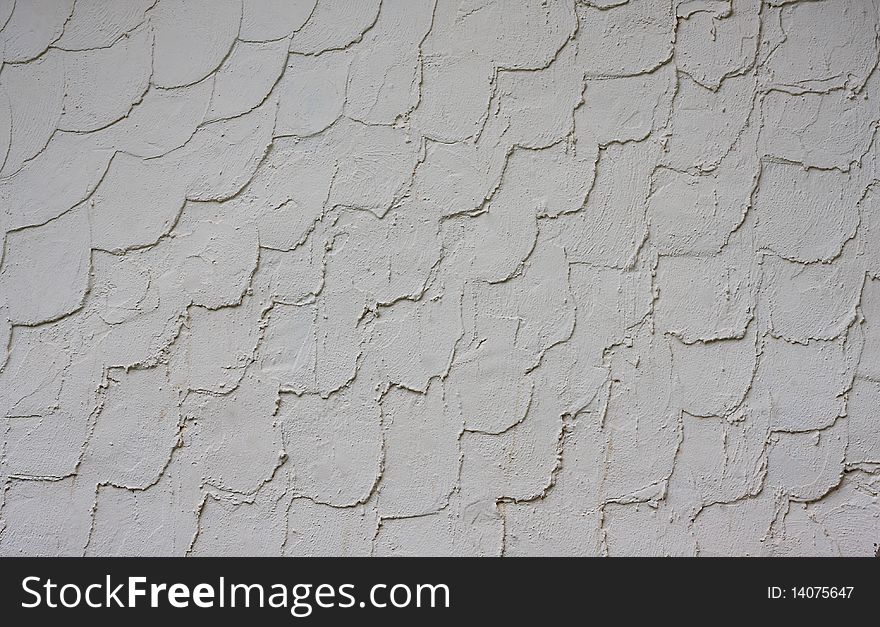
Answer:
[0,0,878,556]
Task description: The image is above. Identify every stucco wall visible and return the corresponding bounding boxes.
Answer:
[0,0,878,556]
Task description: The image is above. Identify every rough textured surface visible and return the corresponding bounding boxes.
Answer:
[1,0,879,557]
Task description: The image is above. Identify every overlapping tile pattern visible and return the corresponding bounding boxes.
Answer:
[0,0,878,556]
